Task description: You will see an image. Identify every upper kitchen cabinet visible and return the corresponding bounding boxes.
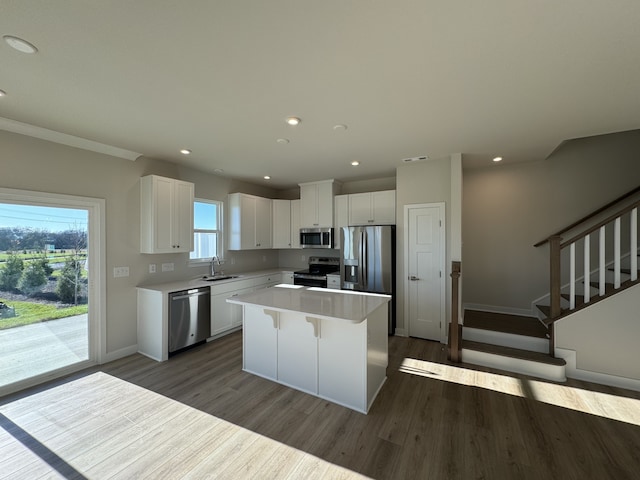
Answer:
[348,190,396,225]
[228,193,273,250]
[290,199,301,248]
[333,194,349,249]
[299,179,341,228]
[272,199,292,248]
[140,175,194,254]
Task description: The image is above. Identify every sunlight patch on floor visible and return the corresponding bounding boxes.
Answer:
[0,372,370,479]
[399,357,640,426]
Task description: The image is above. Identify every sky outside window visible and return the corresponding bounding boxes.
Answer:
[0,204,87,232]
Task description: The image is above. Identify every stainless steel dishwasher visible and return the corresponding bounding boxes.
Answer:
[168,286,210,355]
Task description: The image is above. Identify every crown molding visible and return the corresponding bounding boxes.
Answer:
[0,117,142,161]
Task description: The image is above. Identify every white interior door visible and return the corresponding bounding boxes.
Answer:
[406,204,444,341]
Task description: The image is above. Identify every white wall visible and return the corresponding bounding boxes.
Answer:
[462,130,640,311]
[395,156,461,337]
[555,283,640,383]
[0,130,281,356]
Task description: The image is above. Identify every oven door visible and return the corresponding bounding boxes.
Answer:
[293,274,327,288]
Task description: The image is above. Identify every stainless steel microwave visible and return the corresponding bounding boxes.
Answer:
[300,227,334,249]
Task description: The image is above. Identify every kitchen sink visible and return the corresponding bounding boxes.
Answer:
[202,275,240,282]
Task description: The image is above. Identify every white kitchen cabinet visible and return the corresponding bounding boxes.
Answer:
[210,273,282,338]
[290,199,301,248]
[228,193,273,250]
[333,194,349,249]
[243,305,278,379]
[281,271,294,284]
[318,318,367,410]
[277,312,318,394]
[348,190,396,225]
[140,175,194,253]
[299,179,340,228]
[326,274,341,289]
[272,199,292,248]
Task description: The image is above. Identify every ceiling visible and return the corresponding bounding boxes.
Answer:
[1,1,640,189]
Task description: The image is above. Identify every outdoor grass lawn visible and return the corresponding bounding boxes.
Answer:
[0,298,88,329]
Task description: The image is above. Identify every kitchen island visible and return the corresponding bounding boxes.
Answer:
[227,285,390,413]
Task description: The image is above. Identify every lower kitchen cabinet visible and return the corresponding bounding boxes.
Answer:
[277,312,318,394]
[243,305,278,379]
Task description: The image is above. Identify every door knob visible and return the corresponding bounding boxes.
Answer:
[410,276,420,281]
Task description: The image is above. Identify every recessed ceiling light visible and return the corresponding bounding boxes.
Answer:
[3,35,38,54]
[0,89,6,97]
[351,160,360,166]
[493,156,503,162]
[276,138,290,144]
[333,124,348,131]
[264,175,271,180]
[285,117,301,126]
[180,149,192,155]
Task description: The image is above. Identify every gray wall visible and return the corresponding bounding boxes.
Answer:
[462,129,640,311]
[0,130,281,355]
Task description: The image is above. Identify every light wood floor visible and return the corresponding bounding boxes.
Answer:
[1,332,640,479]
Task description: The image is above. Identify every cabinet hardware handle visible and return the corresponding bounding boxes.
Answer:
[410,275,420,281]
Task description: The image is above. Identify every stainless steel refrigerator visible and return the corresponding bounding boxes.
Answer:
[340,225,396,334]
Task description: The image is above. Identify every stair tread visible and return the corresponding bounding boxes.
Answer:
[462,339,566,366]
[463,310,548,339]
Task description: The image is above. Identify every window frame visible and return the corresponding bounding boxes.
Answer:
[189,198,224,265]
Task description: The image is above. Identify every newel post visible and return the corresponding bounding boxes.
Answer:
[448,261,461,362]
[549,235,562,319]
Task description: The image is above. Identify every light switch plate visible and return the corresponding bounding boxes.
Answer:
[149,264,156,273]
[161,262,174,272]
[113,266,129,278]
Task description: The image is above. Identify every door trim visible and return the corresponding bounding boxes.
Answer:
[0,187,106,394]
[403,202,446,342]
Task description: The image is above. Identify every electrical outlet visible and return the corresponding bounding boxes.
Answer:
[149,264,156,273]
[161,262,174,272]
[113,266,129,278]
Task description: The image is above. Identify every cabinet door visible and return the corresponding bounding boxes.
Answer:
[334,195,349,249]
[372,190,396,224]
[277,312,318,394]
[290,199,301,248]
[210,291,234,336]
[240,194,257,249]
[153,176,175,252]
[300,183,318,227]
[243,305,278,379]
[254,196,273,248]
[272,200,292,248]
[318,319,366,411]
[349,192,373,225]
[316,181,335,227]
[173,180,194,252]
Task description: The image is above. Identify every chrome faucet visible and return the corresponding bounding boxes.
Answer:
[210,256,220,276]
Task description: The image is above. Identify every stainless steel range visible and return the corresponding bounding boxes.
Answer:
[293,256,340,288]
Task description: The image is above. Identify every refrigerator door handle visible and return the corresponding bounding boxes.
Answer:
[362,229,368,289]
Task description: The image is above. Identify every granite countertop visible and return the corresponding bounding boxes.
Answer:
[226,284,390,323]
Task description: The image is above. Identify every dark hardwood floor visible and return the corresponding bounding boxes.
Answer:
[2,332,640,479]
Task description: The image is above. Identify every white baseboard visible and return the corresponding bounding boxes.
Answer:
[102,344,138,364]
[462,303,537,319]
[394,328,408,337]
[555,348,640,392]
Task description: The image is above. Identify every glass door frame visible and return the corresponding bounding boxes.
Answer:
[0,187,105,396]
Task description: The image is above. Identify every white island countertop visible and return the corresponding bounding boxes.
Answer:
[227,284,390,323]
